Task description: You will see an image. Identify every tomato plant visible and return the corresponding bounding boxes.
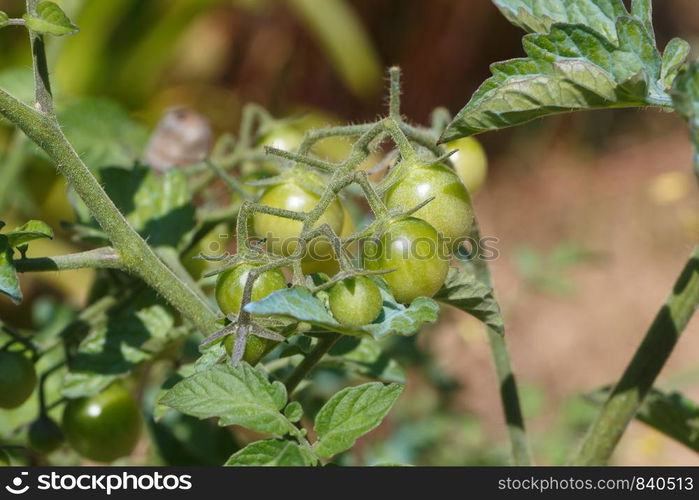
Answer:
[0,0,697,470]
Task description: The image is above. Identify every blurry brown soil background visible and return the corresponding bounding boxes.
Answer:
[2,0,699,464]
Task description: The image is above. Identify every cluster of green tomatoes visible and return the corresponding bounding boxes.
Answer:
[214,121,488,364]
[0,350,141,464]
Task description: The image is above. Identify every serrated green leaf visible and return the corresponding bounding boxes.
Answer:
[442,15,666,140]
[23,1,78,36]
[661,38,690,88]
[631,0,654,44]
[62,290,181,398]
[245,283,438,340]
[313,382,403,459]
[493,0,627,43]
[0,12,8,28]
[57,98,148,171]
[590,387,699,453]
[161,364,294,436]
[434,267,504,335]
[284,401,303,422]
[225,439,317,466]
[0,236,21,304]
[7,220,53,248]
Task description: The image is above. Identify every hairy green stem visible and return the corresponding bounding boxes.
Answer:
[14,246,121,272]
[469,221,531,465]
[0,91,218,335]
[572,242,699,465]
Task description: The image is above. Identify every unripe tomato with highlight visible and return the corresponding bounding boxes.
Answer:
[0,351,36,409]
[445,137,488,195]
[62,382,141,463]
[384,162,473,250]
[328,276,383,328]
[363,217,449,304]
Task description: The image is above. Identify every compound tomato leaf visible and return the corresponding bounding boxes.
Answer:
[442,10,665,140]
[23,1,79,36]
[0,235,21,304]
[434,267,504,336]
[7,220,53,248]
[313,382,403,459]
[225,439,317,467]
[161,364,294,437]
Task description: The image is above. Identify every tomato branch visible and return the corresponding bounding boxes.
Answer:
[572,242,699,465]
[14,246,122,272]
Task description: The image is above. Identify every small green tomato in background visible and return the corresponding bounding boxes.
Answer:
[445,136,488,195]
[363,217,449,304]
[328,276,383,328]
[62,382,142,463]
[0,351,37,409]
[257,124,304,171]
[28,415,64,455]
[253,181,345,263]
[216,263,288,365]
[384,161,473,250]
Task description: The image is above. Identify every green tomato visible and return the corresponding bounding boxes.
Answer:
[301,204,356,276]
[257,125,304,171]
[384,161,473,250]
[253,182,345,264]
[258,124,304,152]
[28,416,64,455]
[363,217,449,304]
[328,276,383,328]
[216,263,288,365]
[0,351,36,409]
[215,263,287,316]
[183,222,230,280]
[62,382,141,463]
[445,137,488,195]
[224,332,277,366]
